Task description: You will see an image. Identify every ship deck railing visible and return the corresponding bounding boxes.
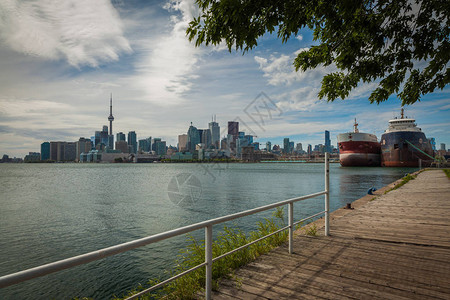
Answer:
[0,154,331,300]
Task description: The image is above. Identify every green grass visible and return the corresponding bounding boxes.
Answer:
[444,169,450,179]
[384,173,417,194]
[115,207,292,300]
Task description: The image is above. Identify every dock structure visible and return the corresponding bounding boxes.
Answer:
[214,170,450,299]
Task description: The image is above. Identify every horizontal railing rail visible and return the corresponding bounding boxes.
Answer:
[0,153,330,300]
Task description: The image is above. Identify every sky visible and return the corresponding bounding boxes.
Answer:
[0,0,449,158]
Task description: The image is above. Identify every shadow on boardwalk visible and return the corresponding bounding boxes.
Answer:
[213,170,450,299]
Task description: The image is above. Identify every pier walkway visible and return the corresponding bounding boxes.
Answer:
[213,170,450,299]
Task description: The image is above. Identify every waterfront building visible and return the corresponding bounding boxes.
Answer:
[64,142,77,161]
[138,137,151,153]
[24,152,40,162]
[171,152,193,160]
[76,138,92,162]
[155,140,167,156]
[115,141,129,153]
[441,143,446,151]
[40,142,50,161]
[266,141,272,152]
[252,142,260,151]
[307,144,312,156]
[116,132,126,142]
[245,135,254,144]
[228,121,239,142]
[325,130,331,153]
[128,131,137,154]
[178,134,188,152]
[187,123,200,152]
[50,141,59,161]
[208,118,220,148]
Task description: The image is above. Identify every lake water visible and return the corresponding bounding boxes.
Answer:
[0,163,416,299]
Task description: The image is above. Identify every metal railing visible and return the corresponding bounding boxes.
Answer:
[0,153,330,299]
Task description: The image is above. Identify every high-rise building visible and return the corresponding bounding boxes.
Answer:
[283,138,290,154]
[138,137,151,153]
[209,117,220,148]
[178,134,188,152]
[155,140,167,156]
[245,135,254,144]
[307,144,312,155]
[441,143,446,151]
[201,129,212,147]
[40,142,50,161]
[325,130,331,153]
[152,138,161,152]
[64,142,77,161]
[115,141,128,153]
[296,143,303,153]
[266,141,272,152]
[76,137,92,161]
[228,121,239,142]
[187,123,200,152]
[289,141,294,153]
[128,131,137,154]
[95,126,109,149]
[116,132,126,142]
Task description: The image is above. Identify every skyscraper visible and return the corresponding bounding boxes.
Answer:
[76,137,92,161]
[266,141,272,152]
[40,142,50,161]
[187,123,200,152]
[228,121,239,142]
[128,131,137,154]
[209,116,220,148]
[116,132,126,142]
[283,138,290,154]
[325,130,331,153]
[178,134,188,152]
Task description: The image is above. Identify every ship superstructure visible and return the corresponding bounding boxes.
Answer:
[380,109,433,167]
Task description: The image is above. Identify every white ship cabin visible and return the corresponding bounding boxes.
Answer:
[385,109,422,133]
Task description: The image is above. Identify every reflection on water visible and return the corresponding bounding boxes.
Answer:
[0,163,416,299]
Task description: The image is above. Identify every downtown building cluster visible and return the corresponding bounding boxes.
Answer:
[6,96,379,163]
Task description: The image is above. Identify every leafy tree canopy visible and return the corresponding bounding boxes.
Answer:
[187,0,449,105]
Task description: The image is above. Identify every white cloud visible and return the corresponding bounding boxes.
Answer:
[0,0,131,67]
[130,0,203,106]
[296,35,303,41]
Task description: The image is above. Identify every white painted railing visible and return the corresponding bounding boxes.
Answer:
[0,153,330,299]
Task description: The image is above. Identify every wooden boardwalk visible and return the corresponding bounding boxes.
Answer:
[213,170,450,299]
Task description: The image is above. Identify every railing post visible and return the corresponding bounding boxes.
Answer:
[288,202,294,254]
[325,152,330,236]
[205,225,212,300]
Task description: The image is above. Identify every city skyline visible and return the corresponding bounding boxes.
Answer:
[0,0,449,158]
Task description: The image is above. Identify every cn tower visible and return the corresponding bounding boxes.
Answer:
[108,93,114,135]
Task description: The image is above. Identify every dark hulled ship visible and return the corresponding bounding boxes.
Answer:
[380,109,434,167]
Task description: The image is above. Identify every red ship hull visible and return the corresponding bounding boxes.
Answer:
[338,140,381,167]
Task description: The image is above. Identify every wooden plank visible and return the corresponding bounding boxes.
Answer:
[214,170,450,299]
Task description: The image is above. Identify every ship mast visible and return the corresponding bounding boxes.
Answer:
[353,118,359,133]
